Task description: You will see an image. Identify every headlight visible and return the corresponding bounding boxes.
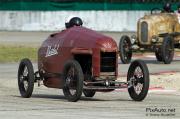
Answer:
[151,36,158,43]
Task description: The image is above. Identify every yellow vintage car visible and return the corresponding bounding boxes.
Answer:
[119,9,180,64]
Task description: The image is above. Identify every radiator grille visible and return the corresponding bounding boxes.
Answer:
[100,52,116,72]
[141,21,148,43]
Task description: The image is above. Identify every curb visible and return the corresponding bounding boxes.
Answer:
[118,71,179,78]
[115,86,178,95]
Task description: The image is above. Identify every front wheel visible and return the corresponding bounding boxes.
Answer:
[155,48,163,61]
[127,60,149,101]
[63,60,83,102]
[161,36,174,64]
[119,35,132,64]
[18,58,34,98]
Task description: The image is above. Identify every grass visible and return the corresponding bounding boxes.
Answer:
[0,45,38,63]
[1,45,180,63]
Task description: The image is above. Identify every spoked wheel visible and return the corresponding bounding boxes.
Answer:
[63,60,83,102]
[18,58,34,98]
[155,48,163,62]
[83,90,96,97]
[127,60,149,101]
[161,36,174,64]
[119,35,132,64]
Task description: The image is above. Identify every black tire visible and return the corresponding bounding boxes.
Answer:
[119,35,132,64]
[127,60,149,101]
[155,48,163,61]
[63,60,83,102]
[161,36,174,64]
[83,90,96,97]
[18,58,34,98]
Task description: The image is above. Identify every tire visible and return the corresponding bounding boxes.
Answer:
[83,90,96,97]
[18,58,34,98]
[161,36,174,64]
[155,48,163,61]
[127,60,149,101]
[63,60,83,102]
[119,35,132,64]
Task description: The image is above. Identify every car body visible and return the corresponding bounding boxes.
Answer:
[119,10,180,64]
[138,13,180,46]
[18,26,149,102]
[38,26,118,89]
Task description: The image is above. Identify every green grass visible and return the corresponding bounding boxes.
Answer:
[0,45,38,63]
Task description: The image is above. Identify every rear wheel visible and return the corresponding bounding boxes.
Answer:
[119,35,132,64]
[83,90,96,97]
[63,60,83,102]
[127,60,149,101]
[161,36,174,64]
[18,58,34,98]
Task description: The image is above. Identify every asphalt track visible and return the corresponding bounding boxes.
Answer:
[0,31,133,46]
[0,61,180,119]
[0,31,180,119]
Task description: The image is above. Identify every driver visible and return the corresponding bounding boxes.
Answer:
[65,17,83,29]
[176,3,180,24]
[162,3,173,13]
[178,3,180,13]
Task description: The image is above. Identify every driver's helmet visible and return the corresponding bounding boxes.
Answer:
[163,3,172,12]
[65,17,83,29]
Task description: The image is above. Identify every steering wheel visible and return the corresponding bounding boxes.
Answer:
[151,8,162,14]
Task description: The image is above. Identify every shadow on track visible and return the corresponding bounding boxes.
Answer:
[13,94,132,102]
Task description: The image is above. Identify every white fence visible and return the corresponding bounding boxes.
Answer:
[0,11,149,32]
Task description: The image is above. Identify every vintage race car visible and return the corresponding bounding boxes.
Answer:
[119,8,180,64]
[18,26,149,102]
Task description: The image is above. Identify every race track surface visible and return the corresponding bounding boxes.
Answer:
[0,57,180,119]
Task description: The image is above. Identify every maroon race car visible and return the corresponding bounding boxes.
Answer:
[18,17,149,102]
